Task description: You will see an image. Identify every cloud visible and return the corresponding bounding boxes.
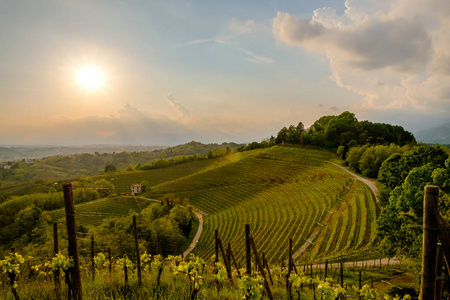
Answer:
[164,93,190,119]
[272,0,450,113]
[238,48,273,64]
[229,19,257,35]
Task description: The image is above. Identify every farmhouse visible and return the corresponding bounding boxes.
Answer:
[131,184,142,196]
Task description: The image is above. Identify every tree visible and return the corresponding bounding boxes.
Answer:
[104,164,117,173]
[376,146,450,259]
[94,179,115,197]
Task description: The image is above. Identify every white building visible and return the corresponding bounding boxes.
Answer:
[131,184,142,196]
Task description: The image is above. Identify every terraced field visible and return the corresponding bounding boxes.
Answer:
[48,196,152,226]
[146,145,378,263]
[92,151,255,194]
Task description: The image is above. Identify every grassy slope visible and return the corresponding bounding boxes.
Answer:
[45,145,378,263]
[47,196,153,226]
[145,145,378,263]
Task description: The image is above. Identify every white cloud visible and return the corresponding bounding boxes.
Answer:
[164,93,190,119]
[272,0,450,113]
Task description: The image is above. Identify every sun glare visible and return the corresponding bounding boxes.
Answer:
[75,65,106,92]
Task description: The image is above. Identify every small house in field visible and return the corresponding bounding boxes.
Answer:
[131,184,142,196]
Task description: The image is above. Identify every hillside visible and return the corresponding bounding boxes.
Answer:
[0,141,243,186]
[1,145,379,265]
[142,145,378,263]
[415,122,450,145]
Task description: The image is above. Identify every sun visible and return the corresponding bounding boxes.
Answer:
[74,65,106,92]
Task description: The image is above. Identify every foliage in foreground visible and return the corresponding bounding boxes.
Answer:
[0,251,414,300]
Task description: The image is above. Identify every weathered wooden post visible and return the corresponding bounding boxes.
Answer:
[263,254,273,285]
[214,229,219,263]
[324,259,328,279]
[53,222,60,289]
[227,243,232,271]
[217,238,233,281]
[108,248,112,276]
[230,248,241,276]
[340,262,344,288]
[287,238,293,299]
[90,234,95,281]
[249,237,273,300]
[63,183,82,300]
[436,243,444,300]
[133,215,142,286]
[420,185,440,300]
[245,224,251,276]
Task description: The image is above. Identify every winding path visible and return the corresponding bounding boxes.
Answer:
[329,162,379,201]
[183,209,205,257]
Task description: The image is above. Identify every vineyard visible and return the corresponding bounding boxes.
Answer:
[0,236,411,300]
[0,144,410,299]
[41,145,378,266]
[144,145,378,264]
[47,196,153,226]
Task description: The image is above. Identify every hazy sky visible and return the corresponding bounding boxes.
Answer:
[1,0,449,145]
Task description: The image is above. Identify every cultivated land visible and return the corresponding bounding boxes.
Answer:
[145,145,379,264]
[42,145,378,264]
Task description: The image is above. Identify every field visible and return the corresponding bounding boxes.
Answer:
[144,145,378,263]
[43,145,378,264]
[47,196,153,226]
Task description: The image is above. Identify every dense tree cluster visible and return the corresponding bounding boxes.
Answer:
[0,179,114,249]
[272,112,415,158]
[344,144,413,178]
[240,112,416,179]
[300,112,415,153]
[376,145,450,258]
[93,194,193,257]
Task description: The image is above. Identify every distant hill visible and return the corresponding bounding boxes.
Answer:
[415,122,450,145]
[0,144,165,162]
[0,141,244,186]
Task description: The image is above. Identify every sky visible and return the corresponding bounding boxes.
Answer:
[1,0,449,146]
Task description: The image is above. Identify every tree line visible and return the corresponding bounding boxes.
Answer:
[0,178,115,252]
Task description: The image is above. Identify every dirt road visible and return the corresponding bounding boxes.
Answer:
[292,160,378,259]
[183,209,205,257]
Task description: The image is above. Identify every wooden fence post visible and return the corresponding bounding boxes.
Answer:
[420,185,440,300]
[227,243,232,271]
[249,237,273,300]
[245,224,251,276]
[133,215,142,286]
[287,238,293,299]
[90,234,95,281]
[63,183,82,300]
[214,229,219,263]
[263,254,273,285]
[324,259,328,280]
[230,248,241,276]
[217,238,233,281]
[108,248,112,276]
[340,262,344,288]
[53,222,60,289]
[435,243,444,300]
